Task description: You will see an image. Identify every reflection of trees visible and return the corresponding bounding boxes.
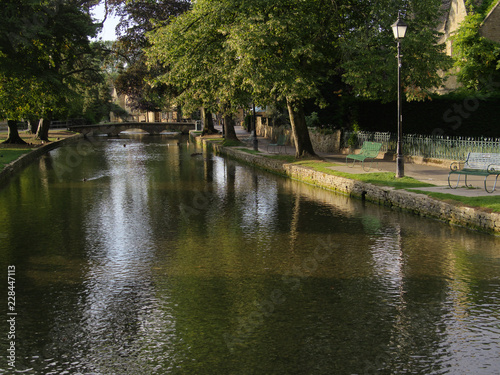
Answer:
[2,138,500,373]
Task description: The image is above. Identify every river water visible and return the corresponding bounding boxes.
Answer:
[0,135,500,374]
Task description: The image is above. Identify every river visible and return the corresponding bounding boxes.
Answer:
[0,135,500,374]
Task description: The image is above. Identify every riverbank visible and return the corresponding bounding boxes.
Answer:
[194,133,500,234]
[1,128,499,233]
[0,131,81,189]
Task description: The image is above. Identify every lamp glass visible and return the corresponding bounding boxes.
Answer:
[392,19,407,39]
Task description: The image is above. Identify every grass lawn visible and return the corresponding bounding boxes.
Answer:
[226,148,500,212]
[0,149,31,171]
[0,130,76,145]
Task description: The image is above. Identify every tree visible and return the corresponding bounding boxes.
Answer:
[0,76,32,144]
[148,0,345,155]
[146,1,251,141]
[340,0,453,102]
[0,0,101,143]
[222,0,346,157]
[110,0,191,113]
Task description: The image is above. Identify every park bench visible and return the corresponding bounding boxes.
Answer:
[345,141,382,171]
[267,134,287,154]
[243,133,257,145]
[448,152,500,193]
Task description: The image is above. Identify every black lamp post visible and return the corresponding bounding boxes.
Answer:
[252,103,258,151]
[392,15,407,178]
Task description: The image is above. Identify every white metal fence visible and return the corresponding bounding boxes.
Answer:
[343,131,500,160]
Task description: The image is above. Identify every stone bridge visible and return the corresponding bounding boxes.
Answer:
[68,121,196,136]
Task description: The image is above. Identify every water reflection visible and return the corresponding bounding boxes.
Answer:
[0,136,499,374]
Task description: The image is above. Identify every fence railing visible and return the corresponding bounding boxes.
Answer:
[343,131,500,160]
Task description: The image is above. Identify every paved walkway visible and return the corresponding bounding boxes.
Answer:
[219,125,500,197]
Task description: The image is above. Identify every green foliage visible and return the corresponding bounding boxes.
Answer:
[0,0,106,122]
[265,103,289,127]
[305,112,320,127]
[348,132,359,148]
[341,0,453,102]
[147,0,346,112]
[223,0,342,106]
[146,1,249,116]
[452,13,500,93]
[243,115,252,131]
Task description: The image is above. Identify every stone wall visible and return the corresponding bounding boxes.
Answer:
[256,118,342,153]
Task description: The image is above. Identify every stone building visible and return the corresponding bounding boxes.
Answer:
[480,2,500,42]
[109,85,179,123]
[437,0,500,93]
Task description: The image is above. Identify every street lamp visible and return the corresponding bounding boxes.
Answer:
[392,15,407,178]
[252,103,258,151]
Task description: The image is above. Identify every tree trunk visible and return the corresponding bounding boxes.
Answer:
[201,107,217,135]
[2,120,27,144]
[35,116,51,141]
[26,117,38,134]
[223,115,239,141]
[286,98,318,158]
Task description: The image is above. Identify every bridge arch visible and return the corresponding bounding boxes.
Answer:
[68,121,196,136]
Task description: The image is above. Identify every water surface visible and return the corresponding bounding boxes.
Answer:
[1,136,500,374]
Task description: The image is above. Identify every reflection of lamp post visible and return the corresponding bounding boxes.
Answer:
[392,15,407,178]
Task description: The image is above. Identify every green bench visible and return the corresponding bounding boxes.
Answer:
[346,141,382,171]
[267,134,287,154]
[448,152,500,193]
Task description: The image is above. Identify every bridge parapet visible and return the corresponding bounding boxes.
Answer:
[69,122,196,136]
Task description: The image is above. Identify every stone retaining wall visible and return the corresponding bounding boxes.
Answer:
[256,118,342,153]
[199,138,500,234]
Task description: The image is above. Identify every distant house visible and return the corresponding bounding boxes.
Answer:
[109,85,180,123]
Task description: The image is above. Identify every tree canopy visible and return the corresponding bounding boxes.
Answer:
[109,0,191,112]
[340,0,453,102]
[146,0,453,156]
[0,0,110,142]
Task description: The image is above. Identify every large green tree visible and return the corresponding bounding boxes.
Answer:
[147,1,251,140]
[110,0,190,113]
[148,0,346,156]
[223,0,345,157]
[340,0,453,102]
[0,0,100,143]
